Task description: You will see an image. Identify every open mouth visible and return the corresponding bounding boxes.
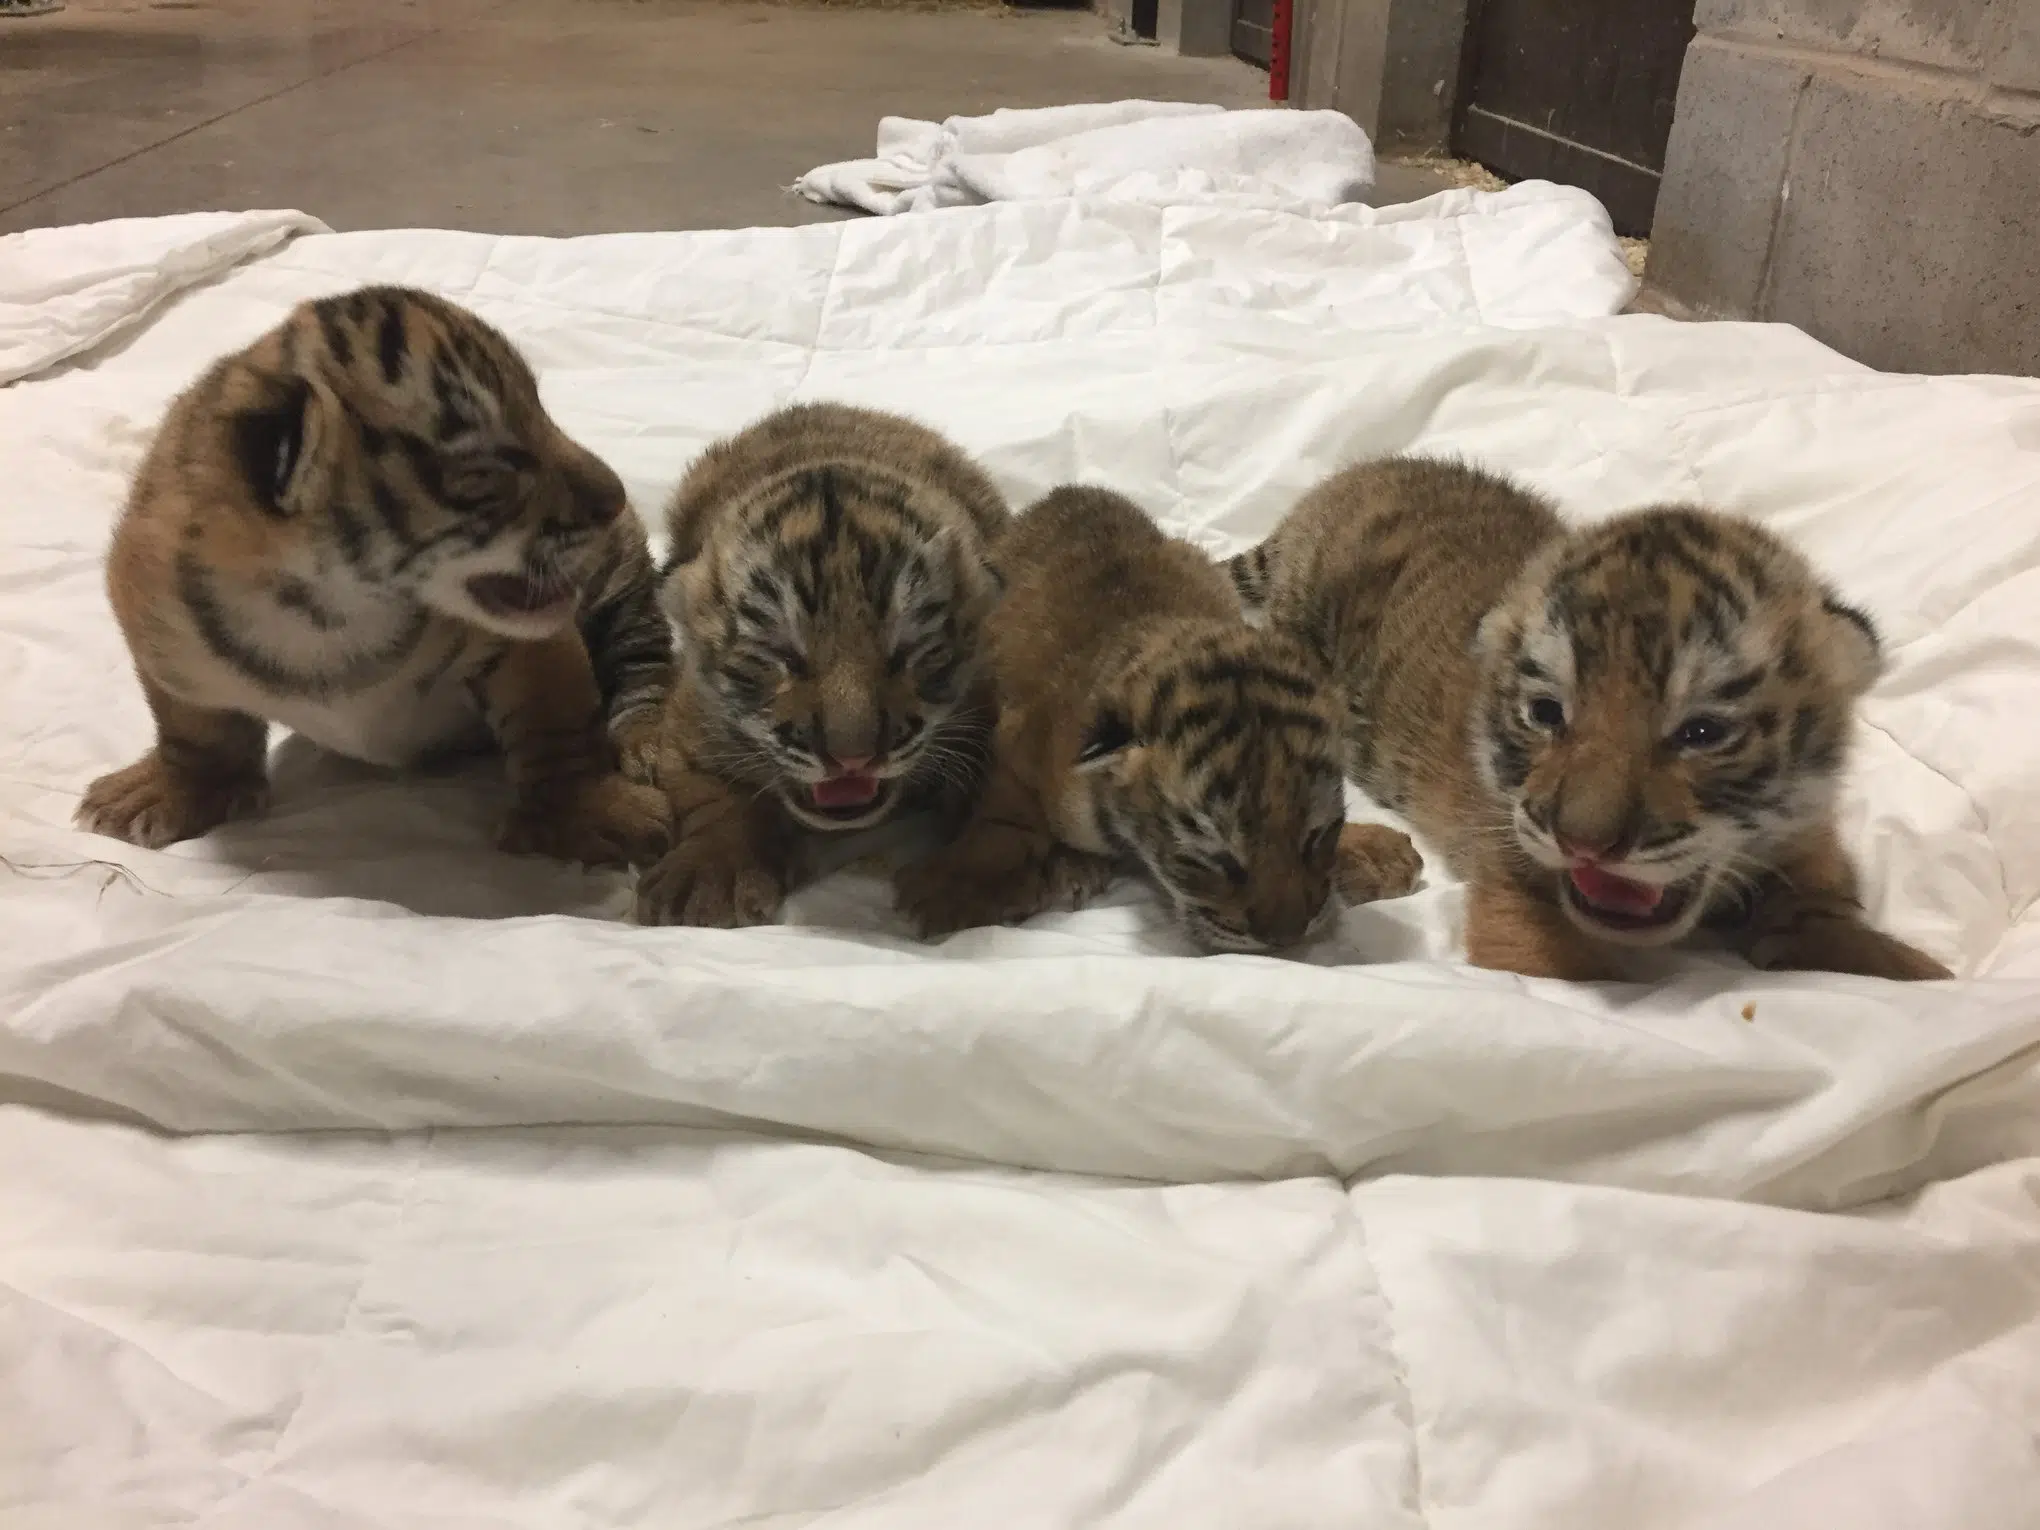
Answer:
[785,771,896,828]
[466,572,575,623]
[1560,862,1696,937]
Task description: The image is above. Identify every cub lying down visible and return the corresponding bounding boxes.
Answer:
[897,485,1421,952]
[637,403,1009,927]
[1231,456,1951,983]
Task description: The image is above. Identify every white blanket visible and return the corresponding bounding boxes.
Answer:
[794,100,1375,215]
[3,187,2039,1529]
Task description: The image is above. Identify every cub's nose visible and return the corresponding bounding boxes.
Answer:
[1552,782,1640,863]
[1557,829,1627,862]
[567,450,627,527]
[1246,882,1318,949]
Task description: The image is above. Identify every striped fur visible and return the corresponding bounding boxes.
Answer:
[1243,455,1948,980]
[76,285,671,868]
[1224,540,1276,615]
[636,403,1009,927]
[895,486,1419,951]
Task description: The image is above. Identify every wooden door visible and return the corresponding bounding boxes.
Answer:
[1232,0,1274,67]
[1453,0,1696,236]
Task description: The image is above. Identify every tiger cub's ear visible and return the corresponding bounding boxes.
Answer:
[1817,591,1884,698]
[229,375,329,518]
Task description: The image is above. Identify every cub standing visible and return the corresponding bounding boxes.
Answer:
[896,485,1421,951]
[637,403,1009,927]
[1232,456,1950,983]
[77,285,671,867]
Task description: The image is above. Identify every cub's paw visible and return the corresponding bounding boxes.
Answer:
[635,838,784,928]
[611,711,664,789]
[1753,917,1952,982]
[501,773,671,869]
[75,754,268,849]
[1041,847,1118,912]
[895,842,1053,939]
[1336,823,1423,904]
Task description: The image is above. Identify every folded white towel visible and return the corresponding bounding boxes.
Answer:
[796,100,1375,215]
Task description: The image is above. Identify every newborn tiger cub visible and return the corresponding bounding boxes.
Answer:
[1231,456,1950,983]
[77,285,671,867]
[895,485,1421,951]
[637,402,1009,927]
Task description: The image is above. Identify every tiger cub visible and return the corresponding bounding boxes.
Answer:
[1231,456,1951,983]
[895,486,1421,951]
[636,402,1009,927]
[75,285,672,868]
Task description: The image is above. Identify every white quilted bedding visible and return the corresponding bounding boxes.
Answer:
[2,188,2038,1530]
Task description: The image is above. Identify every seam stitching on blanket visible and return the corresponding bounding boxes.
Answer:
[1858,715,2019,951]
[787,223,851,403]
[1449,216,1487,329]
[1649,378,1728,506]
[1347,1193,1435,1528]
[1152,204,1170,331]
[180,1133,433,1529]
[274,258,824,354]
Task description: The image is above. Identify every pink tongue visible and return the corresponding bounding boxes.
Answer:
[812,773,880,810]
[1570,863,1663,915]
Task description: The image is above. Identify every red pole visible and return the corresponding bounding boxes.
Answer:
[1269,0,1293,102]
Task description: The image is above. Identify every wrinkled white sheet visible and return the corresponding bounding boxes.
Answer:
[793,100,1374,216]
[2,187,2038,1529]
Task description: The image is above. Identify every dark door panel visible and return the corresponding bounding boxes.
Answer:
[1453,0,1695,236]
[1233,0,1274,68]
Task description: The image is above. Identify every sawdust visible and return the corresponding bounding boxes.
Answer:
[1619,237,1649,279]
[1381,153,1508,194]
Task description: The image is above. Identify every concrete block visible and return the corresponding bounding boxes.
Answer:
[1287,0,1467,153]
[1766,67,2040,375]
[1984,0,2040,94]
[1377,0,1468,153]
[1331,0,1391,136]
[1692,0,1999,74]
[1644,38,1808,317]
[1157,0,1232,57]
[1292,0,1348,111]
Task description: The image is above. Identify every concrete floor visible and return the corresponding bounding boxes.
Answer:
[0,0,1386,236]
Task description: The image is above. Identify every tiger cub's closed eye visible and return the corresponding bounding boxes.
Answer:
[442,455,521,507]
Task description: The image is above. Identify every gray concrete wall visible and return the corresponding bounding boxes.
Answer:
[1093,0,1234,58]
[1291,0,1467,153]
[1157,0,1234,57]
[1645,0,2040,376]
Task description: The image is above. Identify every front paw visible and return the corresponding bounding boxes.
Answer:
[1336,823,1423,904]
[895,843,1050,939]
[1041,847,1118,912]
[612,710,663,788]
[1752,917,1953,981]
[75,753,268,849]
[501,773,671,869]
[634,838,784,928]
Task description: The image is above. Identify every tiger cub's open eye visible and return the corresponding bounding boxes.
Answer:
[1670,714,1736,751]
